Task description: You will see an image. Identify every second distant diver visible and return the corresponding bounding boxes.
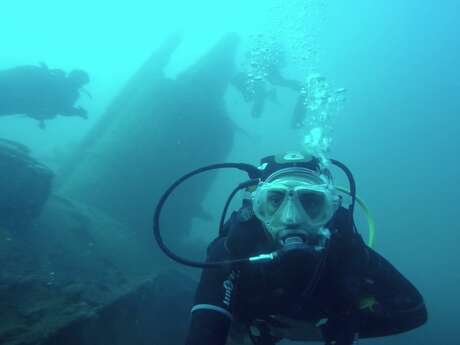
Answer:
[232,46,305,127]
[0,64,90,128]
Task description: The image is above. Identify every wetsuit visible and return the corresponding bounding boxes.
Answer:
[0,65,87,123]
[185,206,427,345]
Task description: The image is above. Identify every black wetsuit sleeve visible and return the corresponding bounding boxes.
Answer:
[185,237,239,345]
[185,309,233,345]
[322,211,427,342]
[359,248,428,338]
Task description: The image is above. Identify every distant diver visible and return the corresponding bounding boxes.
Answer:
[0,63,90,128]
[232,46,305,127]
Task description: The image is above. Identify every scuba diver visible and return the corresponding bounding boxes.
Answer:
[232,47,304,125]
[153,151,427,345]
[0,64,90,128]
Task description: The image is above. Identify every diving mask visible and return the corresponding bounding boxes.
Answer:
[252,168,340,243]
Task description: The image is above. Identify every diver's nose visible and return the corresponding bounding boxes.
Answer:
[280,196,301,225]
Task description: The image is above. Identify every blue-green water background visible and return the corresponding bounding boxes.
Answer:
[1,1,459,344]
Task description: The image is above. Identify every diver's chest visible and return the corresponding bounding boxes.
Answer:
[235,268,336,319]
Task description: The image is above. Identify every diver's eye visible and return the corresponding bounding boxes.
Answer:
[267,191,285,208]
[298,191,325,219]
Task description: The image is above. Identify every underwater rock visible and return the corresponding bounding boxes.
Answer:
[0,194,163,345]
[39,270,196,345]
[0,138,53,231]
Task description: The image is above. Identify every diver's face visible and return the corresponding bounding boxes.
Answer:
[253,175,337,246]
[265,179,320,242]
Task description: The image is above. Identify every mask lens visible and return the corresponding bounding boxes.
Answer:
[265,190,286,216]
[297,190,327,220]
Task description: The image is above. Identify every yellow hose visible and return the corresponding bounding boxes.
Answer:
[336,186,376,248]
